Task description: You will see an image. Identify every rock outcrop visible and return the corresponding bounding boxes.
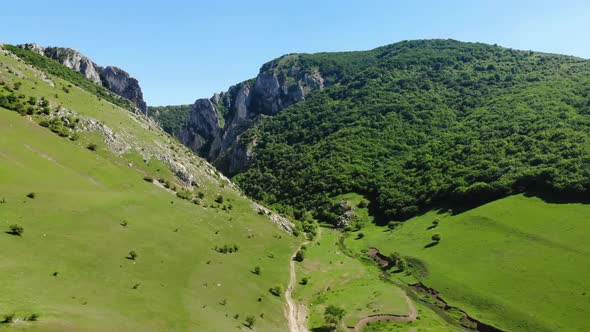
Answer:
[17,43,147,113]
[179,54,326,175]
[100,66,147,113]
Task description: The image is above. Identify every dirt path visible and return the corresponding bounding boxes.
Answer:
[348,294,417,331]
[285,242,309,332]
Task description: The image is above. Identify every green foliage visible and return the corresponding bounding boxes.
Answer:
[3,45,135,111]
[294,248,306,262]
[1,313,15,324]
[269,285,283,297]
[128,250,138,260]
[147,104,192,135]
[253,266,261,275]
[214,243,239,254]
[245,314,256,328]
[324,304,346,329]
[8,224,24,236]
[86,143,97,151]
[234,40,590,223]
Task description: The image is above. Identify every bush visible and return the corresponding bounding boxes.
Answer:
[253,266,261,275]
[269,285,283,297]
[300,277,309,285]
[25,313,39,321]
[26,192,36,199]
[128,250,138,260]
[245,315,256,328]
[432,234,441,242]
[1,313,15,323]
[215,194,224,203]
[8,224,24,236]
[143,176,154,183]
[294,249,305,262]
[86,143,97,151]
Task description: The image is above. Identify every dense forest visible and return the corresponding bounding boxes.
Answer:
[148,104,192,136]
[233,40,590,223]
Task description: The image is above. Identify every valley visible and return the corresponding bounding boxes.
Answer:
[1,36,589,332]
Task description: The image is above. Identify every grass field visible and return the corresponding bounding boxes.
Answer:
[0,48,299,331]
[293,228,457,331]
[345,194,590,331]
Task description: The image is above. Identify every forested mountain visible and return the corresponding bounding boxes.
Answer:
[174,39,590,223]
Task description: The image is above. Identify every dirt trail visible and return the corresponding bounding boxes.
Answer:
[348,294,417,331]
[285,242,309,332]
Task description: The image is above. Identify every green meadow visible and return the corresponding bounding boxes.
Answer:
[0,49,298,331]
[293,228,457,331]
[345,194,590,332]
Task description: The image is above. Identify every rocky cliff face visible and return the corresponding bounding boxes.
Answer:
[100,66,147,113]
[17,43,147,113]
[179,54,326,175]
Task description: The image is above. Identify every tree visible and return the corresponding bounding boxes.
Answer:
[253,266,261,275]
[269,285,282,297]
[215,194,224,203]
[128,250,138,260]
[245,315,256,328]
[324,305,345,330]
[294,249,305,262]
[8,224,24,236]
[300,277,309,285]
[432,234,441,242]
[86,143,97,151]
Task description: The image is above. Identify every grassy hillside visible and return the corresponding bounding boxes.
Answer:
[234,39,590,222]
[0,45,298,331]
[292,228,457,331]
[344,194,590,331]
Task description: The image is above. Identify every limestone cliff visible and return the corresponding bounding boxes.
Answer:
[179,54,326,175]
[17,43,147,113]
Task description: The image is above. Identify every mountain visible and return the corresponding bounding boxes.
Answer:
[15,43,147,113]
[0,44,299,331]
[169,39,590,223]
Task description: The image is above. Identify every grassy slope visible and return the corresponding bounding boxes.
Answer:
[293,228,457,331]
[0,49,297,331]
[345,194,590,332]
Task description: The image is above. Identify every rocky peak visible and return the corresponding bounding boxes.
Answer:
[178,54,326,175]
[100,66,147,113]
[17,43,147,113]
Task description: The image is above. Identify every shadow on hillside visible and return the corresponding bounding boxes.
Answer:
[311,327,333,332]
[4,231,21,236]
[424,242,439,249]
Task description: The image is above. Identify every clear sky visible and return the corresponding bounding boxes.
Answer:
[2,0,589,106]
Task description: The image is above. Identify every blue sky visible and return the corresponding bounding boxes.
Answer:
[2,0,589,105]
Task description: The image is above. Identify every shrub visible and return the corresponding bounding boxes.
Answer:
[176,190,192,200]
[356,232,365,239]
[300,277,309,285]
[26,192,36,199]
[8,224,24,236]
[1,313,15,323]
[143,176,154,183]
[269,285,282,297]
[245,315,256,328]
[324,305,345,329]
[253,266,261,275]
[432,234,441,242]
[86,143,97,151]
[357,200,368,208]
[215,194,224,203]
[294,249,305,262]
[128,250,138,260]
[25,313,39,321]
